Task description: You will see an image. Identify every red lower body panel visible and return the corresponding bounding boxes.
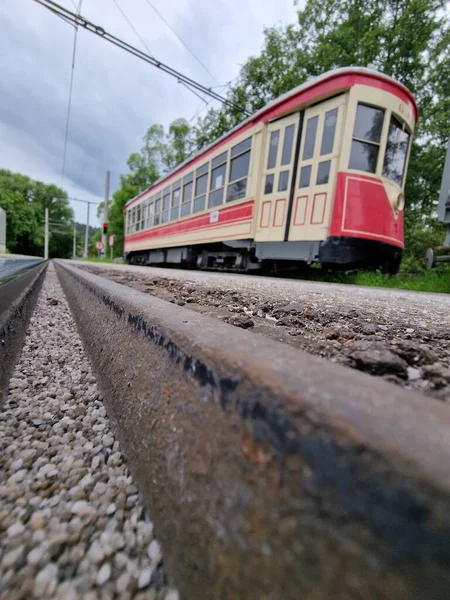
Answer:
[330,172,404,249]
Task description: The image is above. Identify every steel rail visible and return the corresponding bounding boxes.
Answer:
[0,259,47,405]
[55,259,450,600]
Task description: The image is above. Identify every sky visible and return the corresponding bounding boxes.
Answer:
[0,0,299,227]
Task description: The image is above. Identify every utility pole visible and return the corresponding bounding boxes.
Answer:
[101,170,110,258]
[73,221,77,259]
[44,208,49,259]
[84,201,90,258]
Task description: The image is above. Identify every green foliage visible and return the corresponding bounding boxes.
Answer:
[0,169,74,258]
[106,119,195,256]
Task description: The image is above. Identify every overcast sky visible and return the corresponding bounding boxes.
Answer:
[0,0,298,226]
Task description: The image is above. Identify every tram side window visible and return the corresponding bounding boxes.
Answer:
[171,182,181,221]
[181,173,193,218]
[146,200,154,228]
[349,103,385,174]
[193,163,209,213]
[208,151,227,209]
[161,187,170,224]
[321,109,338,155]
[154,193,161,226]
[303,116,318,160]
[142,202,148,229]
[227,137,252,203]
[382,116,410,186]
[136,205,141,231]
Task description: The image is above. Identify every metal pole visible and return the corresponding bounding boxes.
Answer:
[102,170,110,257]
[44,207,49,259]
[73,221,77,259]
[110,245,113,261]
[84,202,90,258]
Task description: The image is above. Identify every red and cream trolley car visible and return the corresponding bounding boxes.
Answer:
[124,67,418,273]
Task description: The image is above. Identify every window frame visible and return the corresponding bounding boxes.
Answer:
[382,115,411,187]
[227,137,252,203]
[348,102,386,175]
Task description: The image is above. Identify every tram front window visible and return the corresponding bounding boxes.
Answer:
[349,103,385,174]
[382,116,410,186]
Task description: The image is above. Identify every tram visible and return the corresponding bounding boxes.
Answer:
[123,67,418,274]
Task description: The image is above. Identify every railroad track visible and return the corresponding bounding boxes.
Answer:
[52,259,450,600]
[1,259,450,599]
[0,255,46,405]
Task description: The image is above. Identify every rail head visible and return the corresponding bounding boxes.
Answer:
[56,259,450,600]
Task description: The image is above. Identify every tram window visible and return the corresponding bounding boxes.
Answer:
[281,125,295,166]
[172,188,181,207]
[211,163,226,191]
[267,130,280,169]
[353,104,384,143]
[316,161,331,185]
[180,202,191,217]
[231,138,251,158]
[136,206,141,231]
[208,188,223,208]
[299,165,312,188]
[162,210,169,223]
[349,104,385,174]
[321,109,338,155]
[209,156,226,209]
[141,202,147,228]
[163,188,171,211]
[382,116,410,186]
[230,150,250,182]
[349,140,379,173]
[195,174,208,196]
[278,171,289,192]
[264,174,274,194]
[183,172,194,184]
[197,163,209,177]
[212,151,228,168]
[146,202,153,228]
[170,206,179,221]
[227,179,247,202]
[183,181,193,203]
[303,116,318,160]
[193,195,206,213]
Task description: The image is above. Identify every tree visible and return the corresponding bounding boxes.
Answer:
[106,118,197,256]
[0,169,74,258]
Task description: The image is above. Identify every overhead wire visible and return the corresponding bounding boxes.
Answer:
[111,0,209,107]
[32,0,251,116]
[141,0,219,85]
[60,0,82,188]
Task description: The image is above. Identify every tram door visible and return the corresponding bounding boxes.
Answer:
[256,113,300,242]
[288,95,345,241]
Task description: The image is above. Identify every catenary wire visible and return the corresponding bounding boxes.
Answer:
[141,0,219,85]
[60,0,82,188]
[111,0,209,106]
[32,0,251,116]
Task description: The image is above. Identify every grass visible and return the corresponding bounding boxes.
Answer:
[287,266,450,294]
[81,256,116,264]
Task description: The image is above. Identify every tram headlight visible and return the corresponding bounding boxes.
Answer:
[395,192,405,212]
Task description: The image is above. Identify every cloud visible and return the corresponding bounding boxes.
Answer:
[0,0,298,225]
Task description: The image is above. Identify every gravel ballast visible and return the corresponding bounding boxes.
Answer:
[0,266,179,600]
